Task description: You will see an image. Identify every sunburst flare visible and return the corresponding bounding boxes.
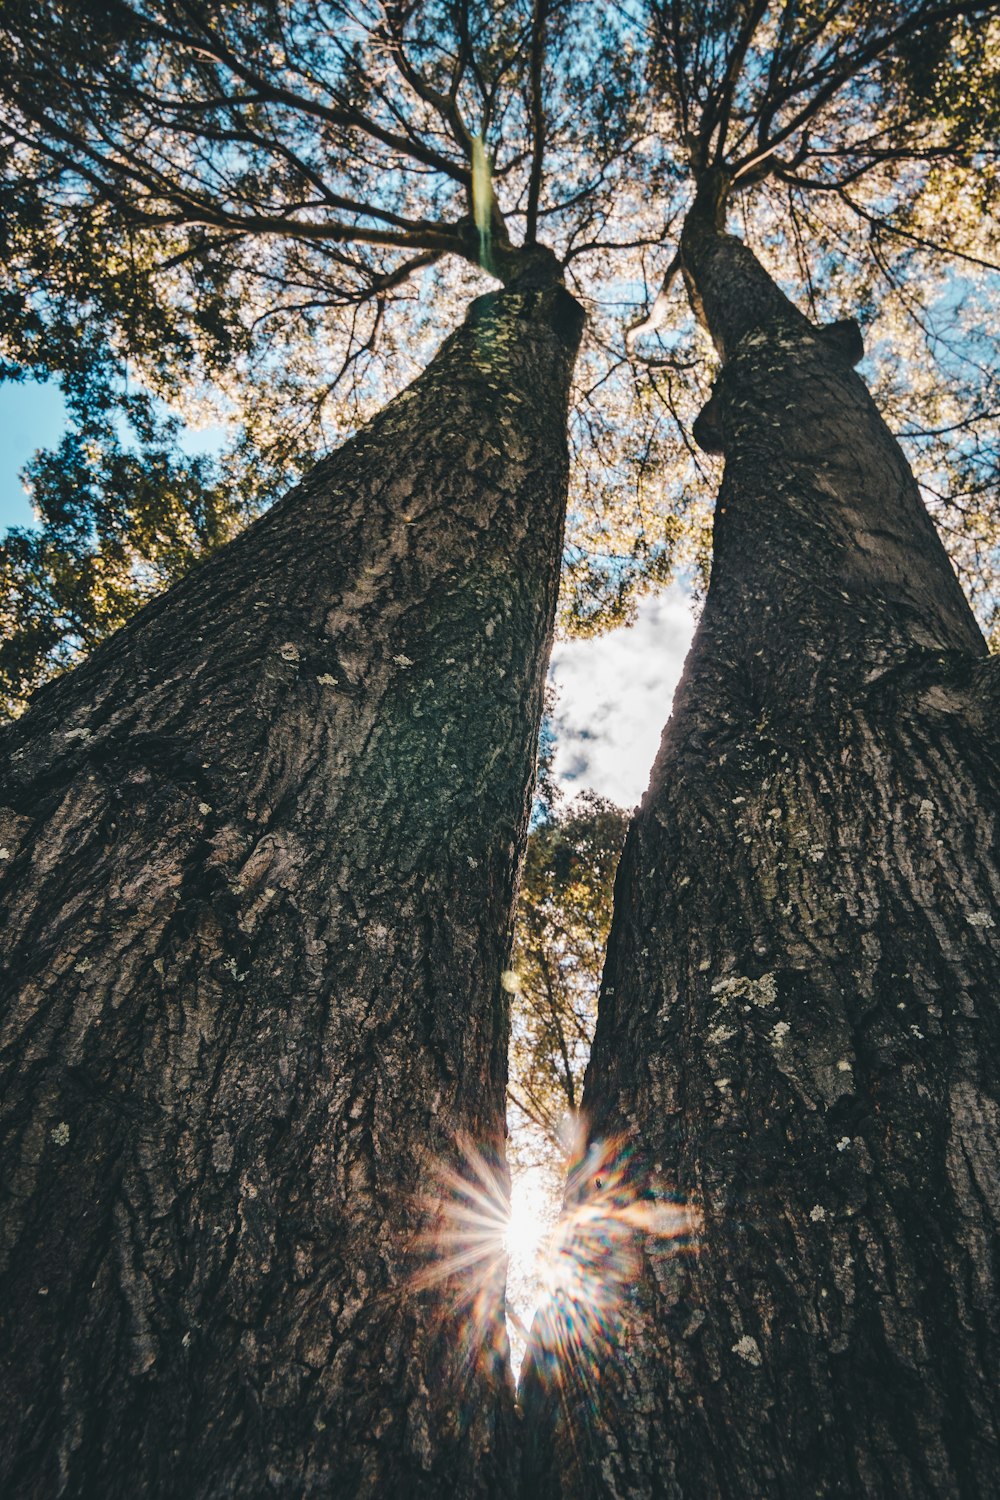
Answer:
[410,1125,699,1394]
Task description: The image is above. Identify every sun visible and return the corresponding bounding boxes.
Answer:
[408,1131,698,1385]
[504,1172,549,1266]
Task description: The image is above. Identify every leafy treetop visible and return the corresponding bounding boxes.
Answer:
[1,0,999,714]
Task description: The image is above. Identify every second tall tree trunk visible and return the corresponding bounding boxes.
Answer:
[522,196,1000,1497]
[0,280,584,1498]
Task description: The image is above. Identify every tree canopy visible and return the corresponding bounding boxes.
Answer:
[3,0,998,713]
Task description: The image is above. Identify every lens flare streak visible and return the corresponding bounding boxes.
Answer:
[410,1127,699,1396]
[530,1134,699,1375]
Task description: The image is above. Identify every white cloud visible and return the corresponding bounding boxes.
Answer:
[548,586,695,810]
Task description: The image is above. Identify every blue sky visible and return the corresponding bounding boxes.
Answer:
[0,380,67,529]
[0,378,234,534]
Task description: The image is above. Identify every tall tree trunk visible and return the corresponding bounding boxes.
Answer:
[0,279,583,1499]
[521,195,1000,1498]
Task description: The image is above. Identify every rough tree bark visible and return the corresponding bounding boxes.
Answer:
[521,186,1000,1498]
[0,275,584,1498]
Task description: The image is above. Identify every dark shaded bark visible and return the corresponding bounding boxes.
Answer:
[521,206,1000,1498]
[0,279,584,1498]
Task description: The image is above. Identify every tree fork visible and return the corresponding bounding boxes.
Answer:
[0,279,584,1499]
[521,215,1000,1497]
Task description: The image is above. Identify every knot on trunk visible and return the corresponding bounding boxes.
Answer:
[691,313,864,454]
[817,317,865,367]
[494,242,563,290]
[693,392,725,455]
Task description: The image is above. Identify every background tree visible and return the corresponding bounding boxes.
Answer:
[502,785,627,1362]
[522,3,1000,1494]
[0,387,257,717]
[507,789,628,1170]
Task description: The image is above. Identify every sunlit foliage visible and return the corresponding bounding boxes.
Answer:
[507,790,628,1173]
[0,387,260,716]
